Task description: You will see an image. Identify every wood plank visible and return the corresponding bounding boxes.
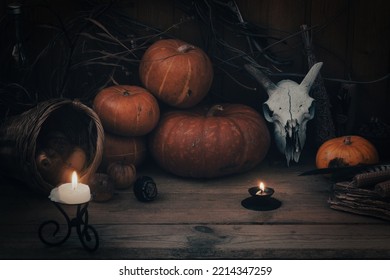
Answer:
[2,224,390,259]
[2,160,389,259]
[1,163,384,225]
[1,163,385,217]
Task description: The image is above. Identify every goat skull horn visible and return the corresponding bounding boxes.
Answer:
[245,62,323,166]
[299,62,323,92]
[244,64,278,96]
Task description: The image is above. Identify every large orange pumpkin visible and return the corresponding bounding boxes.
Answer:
[316,135,379,168]
[149,104,270,178]
[139,39,213,108]
[93,85,160,136]
[102,132,147,169]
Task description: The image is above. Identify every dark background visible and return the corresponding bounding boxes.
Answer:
[1,0,389,157]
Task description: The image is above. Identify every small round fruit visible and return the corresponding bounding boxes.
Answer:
[88,173,114,202]
[65,146,87,172]
[107,162,137,189]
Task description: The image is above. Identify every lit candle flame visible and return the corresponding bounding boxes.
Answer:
[259,182,265,192]
[72,171,78,190]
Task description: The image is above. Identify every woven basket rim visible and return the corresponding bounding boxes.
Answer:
[12,98,104,194]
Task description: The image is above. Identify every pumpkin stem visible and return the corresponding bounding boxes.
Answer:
[206,105,224,117]
[177,44,196,53]
[123,90,130,96]
[344,136,352,145]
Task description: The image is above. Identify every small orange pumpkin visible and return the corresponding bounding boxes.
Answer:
[316,135,379,169]
[107,162,137,189]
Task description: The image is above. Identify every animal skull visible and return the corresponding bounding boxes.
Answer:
[245,62,323,165]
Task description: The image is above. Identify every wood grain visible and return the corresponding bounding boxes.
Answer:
[1,161,389,259]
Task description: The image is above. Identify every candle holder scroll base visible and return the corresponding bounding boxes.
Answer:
[38,201,99,252]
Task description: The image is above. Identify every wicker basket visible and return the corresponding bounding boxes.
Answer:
[0,99,104,195]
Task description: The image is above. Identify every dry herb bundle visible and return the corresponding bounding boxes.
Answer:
[0,2,181,119]
[1,0,299,120]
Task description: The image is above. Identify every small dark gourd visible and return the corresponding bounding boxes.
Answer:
[107,162,137,189]
[88,173,114,202]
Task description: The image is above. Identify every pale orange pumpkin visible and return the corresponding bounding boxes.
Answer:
[36,146,88,186]
[316,135,379,169]
[36,149,64,186]
[65,146,87,172]
[139,39,213,108]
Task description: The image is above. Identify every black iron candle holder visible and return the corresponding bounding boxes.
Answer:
[38,201,99,252]
[241,186,281,211]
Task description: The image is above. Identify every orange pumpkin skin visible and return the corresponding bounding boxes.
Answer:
[102,132,146,169]
[149,104,270,178]
[107,162,137,189]
[93,85,160,136]
[139,39,213,108]
[316,135,379,169]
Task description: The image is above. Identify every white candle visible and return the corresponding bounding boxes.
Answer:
[49,171,91,204]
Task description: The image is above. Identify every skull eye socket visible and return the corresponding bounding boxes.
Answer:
[307,100,315,120]
[262,103,273,122]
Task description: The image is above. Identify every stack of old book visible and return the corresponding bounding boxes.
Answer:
[329,168,390,221]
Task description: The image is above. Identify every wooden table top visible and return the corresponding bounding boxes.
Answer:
[1,160,390,260]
